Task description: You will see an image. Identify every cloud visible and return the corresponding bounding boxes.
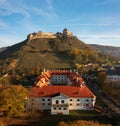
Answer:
[77,34,120,39]
[0,33,25,47]
[30,0,57,18]
[0,0,30,17]
[76,33,120,47]
[45,0,53,10]
[0,0,57,18]
[0,20,8,29]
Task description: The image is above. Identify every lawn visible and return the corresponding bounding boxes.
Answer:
[0,110,116,126]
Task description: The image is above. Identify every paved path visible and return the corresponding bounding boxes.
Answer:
[86,81,120,116]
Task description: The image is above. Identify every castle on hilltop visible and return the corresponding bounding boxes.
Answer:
[27,28,73,40]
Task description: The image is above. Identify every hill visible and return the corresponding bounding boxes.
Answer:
[0,29,118,85]
[89,44,120,59]
[0,47,6,52]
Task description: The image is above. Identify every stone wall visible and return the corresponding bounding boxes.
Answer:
[27,28,73,40]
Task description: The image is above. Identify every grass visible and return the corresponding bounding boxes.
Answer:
[0,110,116,126]
[70,110,100,116]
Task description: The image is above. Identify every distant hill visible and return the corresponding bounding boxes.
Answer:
[89,44,120,59]
[0,47,6,53]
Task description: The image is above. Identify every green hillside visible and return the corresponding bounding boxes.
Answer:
[0,30,118,86]
[0,37,105,71]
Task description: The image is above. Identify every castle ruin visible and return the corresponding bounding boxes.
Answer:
[27,28,73,40]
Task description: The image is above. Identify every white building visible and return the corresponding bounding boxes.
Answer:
[105,66,120,87]
[26,70,96,115]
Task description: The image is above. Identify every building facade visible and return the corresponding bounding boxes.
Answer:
[26,70,96,115]
[105,66,120,87]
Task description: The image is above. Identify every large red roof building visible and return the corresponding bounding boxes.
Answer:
[26,70,96,115]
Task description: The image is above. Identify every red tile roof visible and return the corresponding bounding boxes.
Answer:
[35,70,85,87]
[31,70,96,99]
[29,86,96,98]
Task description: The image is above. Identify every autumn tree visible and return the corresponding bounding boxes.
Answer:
[58,120,112,126]
[0,120,5,126]
[0,85,28,116]
[69,48,80,58]
[97,71,107,87]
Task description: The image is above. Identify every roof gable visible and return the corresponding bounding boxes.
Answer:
[51,92,69,98]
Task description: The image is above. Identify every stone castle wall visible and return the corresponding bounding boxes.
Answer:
[27,28,73,40]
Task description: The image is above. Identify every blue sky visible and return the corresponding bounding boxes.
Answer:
[0,0,120,47]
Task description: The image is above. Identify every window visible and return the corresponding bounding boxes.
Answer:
[61,100,64,104]
[56,100,59,104]
[42,103,45,105]
[70,99,72,101]
[42,98,45,101]
[86,99,89,102]
[63,108,66,110]
[77,99,80,102]
[48,103,50,105]
[77,103,79,106]
[59,107,61,110]
[48,98,50,101]
[70,103,72,106]
[53,107,56,110]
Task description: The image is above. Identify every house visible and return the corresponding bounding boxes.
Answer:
[26,70,96,115]
[105,66,120,87]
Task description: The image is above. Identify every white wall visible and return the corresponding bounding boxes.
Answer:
[26,96,96,114]
[50,75,68,85]
[51,95,69,115]
[69,97,95,110]
[26,97,51,111]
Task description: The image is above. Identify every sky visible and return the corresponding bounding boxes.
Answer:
[0,0,120,47]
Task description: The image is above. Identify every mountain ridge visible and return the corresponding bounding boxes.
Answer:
[89,44,120,58]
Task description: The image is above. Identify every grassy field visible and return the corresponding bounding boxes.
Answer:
[0,110,116,126]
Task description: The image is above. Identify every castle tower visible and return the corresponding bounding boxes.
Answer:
[63,28,73,37]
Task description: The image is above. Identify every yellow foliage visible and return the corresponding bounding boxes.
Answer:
[8,59,18,69]
[58,120,112,126]
[0,119,5,126]
[70,48,80,56]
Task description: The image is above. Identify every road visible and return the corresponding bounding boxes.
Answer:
[86,81,120,116]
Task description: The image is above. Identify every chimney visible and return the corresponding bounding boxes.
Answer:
[76,77,78,82]
[80,83,83,88]
[76,70,78,74]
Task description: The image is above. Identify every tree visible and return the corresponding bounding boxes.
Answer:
[0,120,5,126]
[58,120,112,126]
[97,71,107,87]
[0,85,28,116]
[69,48,80,58]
